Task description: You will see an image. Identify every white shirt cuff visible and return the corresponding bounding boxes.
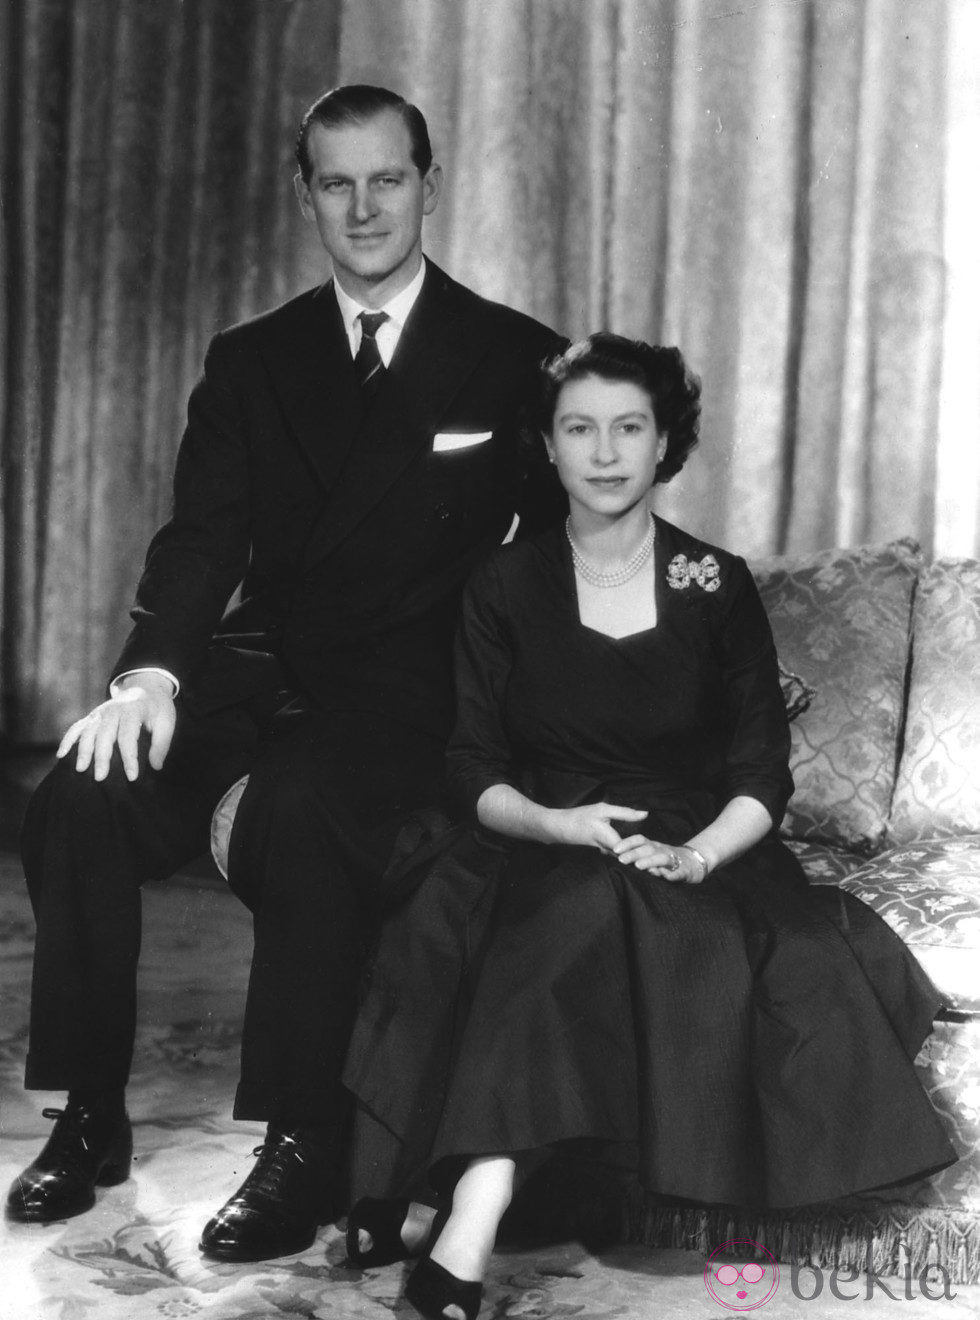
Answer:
[110,667,180,699]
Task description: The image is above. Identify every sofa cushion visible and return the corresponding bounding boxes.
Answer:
[751,539,921,855]
[784,837,866,886]
[834,837,980,1014]
[888,557,980,845]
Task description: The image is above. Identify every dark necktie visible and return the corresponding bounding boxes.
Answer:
[354,311,389,400]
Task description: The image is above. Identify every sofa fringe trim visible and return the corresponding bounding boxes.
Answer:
[625,1194,980,1285]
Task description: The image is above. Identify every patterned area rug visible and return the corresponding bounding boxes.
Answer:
[2,859,979,1320]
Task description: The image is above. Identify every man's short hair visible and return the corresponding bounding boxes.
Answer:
[296,84,433,183]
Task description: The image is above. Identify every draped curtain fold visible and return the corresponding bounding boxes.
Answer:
[2,0,977,741]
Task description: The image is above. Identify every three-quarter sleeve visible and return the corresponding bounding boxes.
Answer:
[716,558,795,826]
[446,556,520,818]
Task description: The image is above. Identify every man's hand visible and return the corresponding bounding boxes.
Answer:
[545,802,649,853]
[57,674,177,783]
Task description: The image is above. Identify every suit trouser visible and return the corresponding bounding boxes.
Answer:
[20,698,444,1136]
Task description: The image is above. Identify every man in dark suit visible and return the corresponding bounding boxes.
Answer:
[6,84,564,1261]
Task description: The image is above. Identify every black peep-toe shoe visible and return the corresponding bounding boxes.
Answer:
[345,1197,414,1267]
[404,1255,483,1320]
[346,1198,446,1269]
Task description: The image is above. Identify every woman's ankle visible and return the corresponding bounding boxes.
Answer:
[428,1221,493,1285]
[427,1158,515,1283]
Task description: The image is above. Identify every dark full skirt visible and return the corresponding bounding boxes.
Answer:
[343,823,956,1211]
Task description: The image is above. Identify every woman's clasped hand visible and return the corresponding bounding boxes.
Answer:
[612,833,709,882]
[544,801,708,881]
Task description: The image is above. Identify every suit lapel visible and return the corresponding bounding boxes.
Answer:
[302,262,495,566]
[257,280,364,494]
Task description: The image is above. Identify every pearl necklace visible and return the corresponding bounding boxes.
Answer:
[566,513,656,588]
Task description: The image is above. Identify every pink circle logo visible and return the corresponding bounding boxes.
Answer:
[704,1239,780,1310]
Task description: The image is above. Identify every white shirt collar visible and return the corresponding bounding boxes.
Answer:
[333,259,427,364]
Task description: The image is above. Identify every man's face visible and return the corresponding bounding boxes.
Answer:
[295,110,441,306]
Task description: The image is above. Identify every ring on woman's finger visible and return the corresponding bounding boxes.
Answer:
[664,851,681,872]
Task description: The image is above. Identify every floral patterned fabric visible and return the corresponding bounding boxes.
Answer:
[783,837,866,886]
[833,837,980,1013]
[750,539,922,855]
[906,1018,980,1214]
[888,557,980,846]
[787,834,980,1011]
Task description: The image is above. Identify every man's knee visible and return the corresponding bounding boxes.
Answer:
[20,757,135,904]
[22,754,133,846]
[20,742,214,895]
[29,736,171,815]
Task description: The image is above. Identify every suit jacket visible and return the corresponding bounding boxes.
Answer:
[113,261,566,739]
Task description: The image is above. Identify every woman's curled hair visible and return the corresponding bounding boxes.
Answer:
[534,332,702,484]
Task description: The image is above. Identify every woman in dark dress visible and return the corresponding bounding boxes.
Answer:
[342,334,955,1320]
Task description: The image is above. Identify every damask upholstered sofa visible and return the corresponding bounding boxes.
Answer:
[631,538,980,1284]
[211,537,980,1282]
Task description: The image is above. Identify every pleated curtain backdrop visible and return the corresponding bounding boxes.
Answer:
[0,0,342,739]
[2,0,978,742]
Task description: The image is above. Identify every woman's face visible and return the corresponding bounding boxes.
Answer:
[545,374,666,520]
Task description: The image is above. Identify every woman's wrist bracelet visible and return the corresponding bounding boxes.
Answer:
[683,845,711,880]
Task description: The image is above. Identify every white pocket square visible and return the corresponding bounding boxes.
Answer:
[432,431,493,452]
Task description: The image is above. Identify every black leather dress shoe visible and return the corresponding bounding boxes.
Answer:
[199,1128,343,1262]
[5,1104,133,1224]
